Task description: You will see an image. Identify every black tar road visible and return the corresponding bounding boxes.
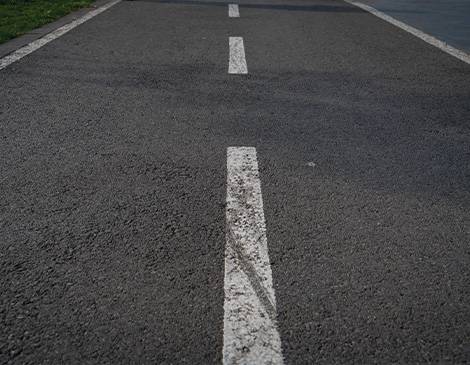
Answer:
[1,0,469,363]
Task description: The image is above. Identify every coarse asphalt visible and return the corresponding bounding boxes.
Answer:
[1,0,469,363]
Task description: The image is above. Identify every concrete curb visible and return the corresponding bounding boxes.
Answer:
[0,0,119,59]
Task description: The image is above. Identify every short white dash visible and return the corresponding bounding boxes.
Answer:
[0,0,121,71]
[228,4,240,18]
[228,37,248,74]
[344,0,470,65]
[224,147,284,365]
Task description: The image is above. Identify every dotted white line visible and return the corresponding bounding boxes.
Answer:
[229,37,248,74]
[224,147,284,365]
[228,4,240,18]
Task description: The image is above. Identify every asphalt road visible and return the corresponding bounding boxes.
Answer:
[1,0,469,363]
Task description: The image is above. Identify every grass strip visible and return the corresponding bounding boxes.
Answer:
[0,0,95,44]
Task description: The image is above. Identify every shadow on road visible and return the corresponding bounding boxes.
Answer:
[125,0,362,13]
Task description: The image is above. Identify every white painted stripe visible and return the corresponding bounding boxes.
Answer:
[344,0,470,65]
[228,37,248,74]
[0,0,120,71]
[224,147,284,365]
[228,4,240,18]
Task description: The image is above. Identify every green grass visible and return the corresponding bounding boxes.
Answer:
[0,0,94,44]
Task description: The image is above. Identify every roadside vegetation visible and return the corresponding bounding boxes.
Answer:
[0,0,94,44]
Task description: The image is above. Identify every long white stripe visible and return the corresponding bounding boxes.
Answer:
[228,37,248,74]
[344,0,470,65]
[228,4,240,18]
[0,0,120,71]
[224,147,283,365]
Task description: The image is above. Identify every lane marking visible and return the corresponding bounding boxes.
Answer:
[0,0,121,71]
[228,4,240,18]
[344,0,470,65]
[224,147,284,365]
[228,37,248,74]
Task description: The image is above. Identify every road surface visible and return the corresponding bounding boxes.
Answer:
[1,0,469,363]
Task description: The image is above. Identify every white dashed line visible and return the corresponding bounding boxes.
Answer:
[224,147,284,365]
[228,4,240,18]
[344,0,470,65]
[228,37,248,74]
[0,0,121,71]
